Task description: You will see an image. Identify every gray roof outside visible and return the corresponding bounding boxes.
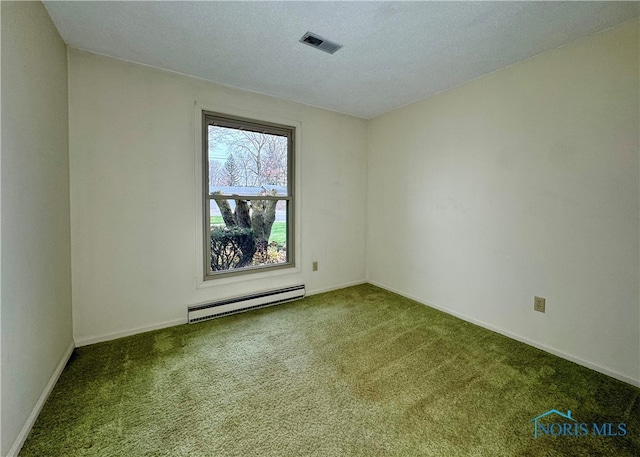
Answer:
[209,185,287,196]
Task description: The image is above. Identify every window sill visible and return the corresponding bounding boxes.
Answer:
[196,264,301,288]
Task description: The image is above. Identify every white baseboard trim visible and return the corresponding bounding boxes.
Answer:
[7,341,75,457]
[75,318,187,347]
[367,279,640,389]
[75,280,369,347]
[306,279,367,296]
[75,281,367,347]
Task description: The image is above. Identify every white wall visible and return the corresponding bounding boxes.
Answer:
[367,20,640,384]
[1,2,74,455]
[68,49,368,344]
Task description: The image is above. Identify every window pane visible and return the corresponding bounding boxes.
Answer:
[208,198,289,273]
[204,112,294,280]
[208,125,289,193]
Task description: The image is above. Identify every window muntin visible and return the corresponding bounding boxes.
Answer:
[203,112,294,279]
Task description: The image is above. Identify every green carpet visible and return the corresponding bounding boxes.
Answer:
[20,284,640,456]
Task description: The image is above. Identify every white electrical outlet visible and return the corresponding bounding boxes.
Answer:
[534,296,546,313]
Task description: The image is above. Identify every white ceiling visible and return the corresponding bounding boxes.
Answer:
[43,1,640,119]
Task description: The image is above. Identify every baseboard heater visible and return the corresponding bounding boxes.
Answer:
[188,284,306,324]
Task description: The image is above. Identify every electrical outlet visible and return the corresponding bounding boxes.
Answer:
[534,296,546,313]
[312,261,318,272]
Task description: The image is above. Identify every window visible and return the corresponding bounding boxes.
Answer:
[203,112,295,279]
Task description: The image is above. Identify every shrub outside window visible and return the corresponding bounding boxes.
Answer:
[203,112,295,279]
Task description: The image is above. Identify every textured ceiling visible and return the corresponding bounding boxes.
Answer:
[43,1,639,119]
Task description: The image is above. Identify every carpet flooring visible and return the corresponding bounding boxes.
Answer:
[19,284,640,456]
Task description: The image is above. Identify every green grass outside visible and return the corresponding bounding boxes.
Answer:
[211,216,286,246]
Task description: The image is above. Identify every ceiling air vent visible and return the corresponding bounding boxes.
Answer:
[299,32,342,54]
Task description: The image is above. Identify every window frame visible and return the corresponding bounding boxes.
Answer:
[202,110,296,281]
